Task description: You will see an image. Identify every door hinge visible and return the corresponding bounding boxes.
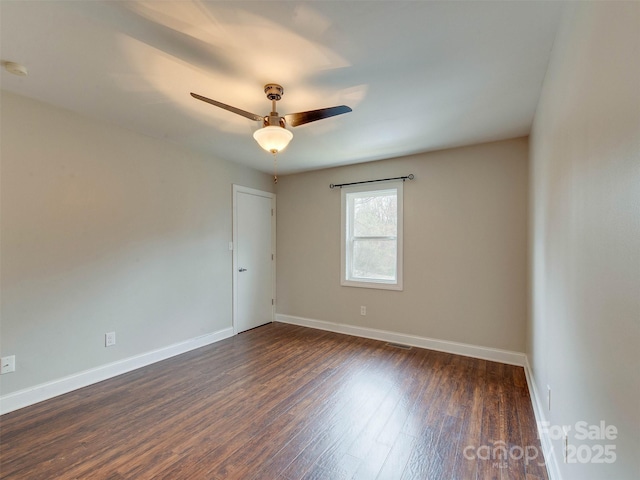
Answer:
[272,299,275,305]
[271,208,274,216]
[271,254,274,260]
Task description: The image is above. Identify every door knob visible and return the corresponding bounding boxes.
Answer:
[238,268,247,272]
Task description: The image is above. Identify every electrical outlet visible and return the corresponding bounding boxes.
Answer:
[1,355,16,374]
[105,332,116,347]
[360,306,366,316]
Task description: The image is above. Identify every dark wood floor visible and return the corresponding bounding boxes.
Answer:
[0,323,548,479]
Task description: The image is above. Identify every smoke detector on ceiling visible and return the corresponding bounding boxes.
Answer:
[2,61,28,77]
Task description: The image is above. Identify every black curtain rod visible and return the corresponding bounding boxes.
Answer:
[329,174,414,189]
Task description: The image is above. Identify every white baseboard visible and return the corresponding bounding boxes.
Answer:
[275,314,526,366]
[523,356,562,480]
[0,327,234,415]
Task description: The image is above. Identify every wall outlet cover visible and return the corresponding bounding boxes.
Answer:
[105,332,116,347]
[1,355,16,374]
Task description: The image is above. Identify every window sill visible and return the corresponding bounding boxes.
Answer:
[341,279,403,291]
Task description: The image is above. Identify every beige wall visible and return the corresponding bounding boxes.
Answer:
[276,138,529,352]
[529,2,640,479]
[0,91,273,395]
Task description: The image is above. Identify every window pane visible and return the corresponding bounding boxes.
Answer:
[351,239,397,281]
[352,191,397,237]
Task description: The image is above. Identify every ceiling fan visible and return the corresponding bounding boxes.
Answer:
[190,84,352,155]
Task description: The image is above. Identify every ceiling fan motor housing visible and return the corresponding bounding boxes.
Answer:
[264,115,286,128]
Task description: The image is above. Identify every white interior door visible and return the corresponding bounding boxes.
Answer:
[233,185,275,333]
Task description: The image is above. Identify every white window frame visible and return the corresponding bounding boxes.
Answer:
[341,180,403,291]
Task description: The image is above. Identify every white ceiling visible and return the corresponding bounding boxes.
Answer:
[0,1,564,174]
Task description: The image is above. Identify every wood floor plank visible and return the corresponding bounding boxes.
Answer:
[376,432,417,479]
[427,413,467,478]
[0,323,548,480]
[278,360,393,478]
[515,372,549,478]
[351,440,393,479]
[375,349,433,448]
[477,363,506,480]
[502,366,527,480]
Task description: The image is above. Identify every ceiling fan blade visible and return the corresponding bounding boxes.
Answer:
[285,105,352,127]
[190,93,264,122]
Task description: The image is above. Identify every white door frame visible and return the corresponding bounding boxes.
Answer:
[232,184,276,334]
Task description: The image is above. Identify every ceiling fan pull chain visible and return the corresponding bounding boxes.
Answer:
[273,152,278,184]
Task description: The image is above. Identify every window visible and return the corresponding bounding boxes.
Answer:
[341,181,403,290]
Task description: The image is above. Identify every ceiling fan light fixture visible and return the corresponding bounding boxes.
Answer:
[253,125,293,154]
